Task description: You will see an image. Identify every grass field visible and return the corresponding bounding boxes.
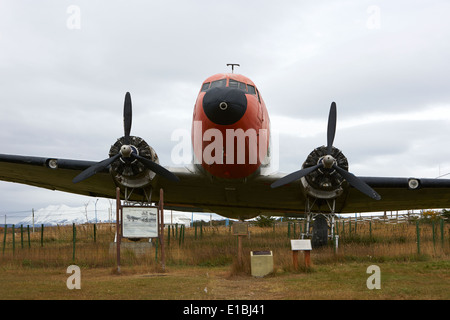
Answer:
[1,218,449,300]
[1,261,449,300]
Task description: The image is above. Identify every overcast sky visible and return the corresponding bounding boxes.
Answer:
[1,1,450,217]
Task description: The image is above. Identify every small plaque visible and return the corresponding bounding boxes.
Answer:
[291,239,312,251]
[232,222,248,236]
[251,251,272,256]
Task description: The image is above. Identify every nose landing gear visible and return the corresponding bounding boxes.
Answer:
[302,196,338,249]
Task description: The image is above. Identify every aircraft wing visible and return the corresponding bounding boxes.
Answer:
[2,153,450,219]
[157,171,450,217]
[0,154,117,199]
[0,153,301,218]
[341,176,450,213]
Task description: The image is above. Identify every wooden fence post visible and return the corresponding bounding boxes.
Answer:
[27,225,31,248]
[304,250,311,268]
[179,225,183,246]
[167,225,170,246]
[41,224,44,247]
[195,222,197,240]
[238,235,243,265]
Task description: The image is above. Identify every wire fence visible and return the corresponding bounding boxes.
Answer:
[1,216,448,270]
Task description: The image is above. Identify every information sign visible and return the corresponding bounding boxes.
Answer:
[232,221,248,236]
[122,206,158,238]
[290,239,312,251]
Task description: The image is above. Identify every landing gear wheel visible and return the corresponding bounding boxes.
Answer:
[312,215,328,248]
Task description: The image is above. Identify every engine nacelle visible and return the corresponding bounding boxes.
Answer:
[108,136,159,188]
[301,145,349,199]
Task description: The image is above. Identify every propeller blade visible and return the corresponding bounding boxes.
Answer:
[332,164,381,200]
[271,163,322,189]
[327,102,337,155]
[131,153,180,182]
[123,92,132,145]
[73,153,121,183]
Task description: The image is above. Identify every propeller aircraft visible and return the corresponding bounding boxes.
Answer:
[2,68,450,246]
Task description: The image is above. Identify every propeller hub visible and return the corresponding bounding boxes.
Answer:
[109,135,159,188]
[322,155,335,169]
[120,145,133,158]
[303,145,348,193]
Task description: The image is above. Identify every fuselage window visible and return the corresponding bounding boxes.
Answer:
[210,79,227,89]
[201,82,210,92]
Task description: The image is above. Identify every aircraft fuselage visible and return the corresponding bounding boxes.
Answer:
[191,73,271,180]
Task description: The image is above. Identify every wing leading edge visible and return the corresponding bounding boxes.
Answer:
[1,153,450,220]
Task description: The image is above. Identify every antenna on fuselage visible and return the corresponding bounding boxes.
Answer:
[227,63,240,73]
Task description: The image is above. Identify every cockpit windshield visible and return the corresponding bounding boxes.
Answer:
[229,79,247,91]
[201,78,259,100]
[210,79,227,89]
[201,79,227,92]
[201,82,210,92]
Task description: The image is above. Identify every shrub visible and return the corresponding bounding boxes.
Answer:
[254,215,275,227]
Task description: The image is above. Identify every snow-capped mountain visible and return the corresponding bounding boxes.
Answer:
[9,199,222,227]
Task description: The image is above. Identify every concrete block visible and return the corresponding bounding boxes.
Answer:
[250,251,273,277]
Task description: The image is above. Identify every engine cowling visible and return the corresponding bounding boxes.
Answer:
[109,136,159,188]
[301,145,349,199]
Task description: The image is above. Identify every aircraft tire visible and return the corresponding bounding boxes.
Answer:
[312,215,328,248]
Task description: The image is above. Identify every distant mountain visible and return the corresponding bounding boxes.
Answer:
[10,200,222,227]
[14,204,101,226]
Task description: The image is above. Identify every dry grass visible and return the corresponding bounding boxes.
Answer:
[0,261,448,300]
[1,220,449,270]
[0,220,449,300]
